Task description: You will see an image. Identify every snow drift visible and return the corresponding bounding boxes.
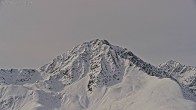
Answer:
[0,39,195,110]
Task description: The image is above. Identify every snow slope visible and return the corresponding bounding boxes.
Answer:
[0,39,195,110]
[159,60,196,101]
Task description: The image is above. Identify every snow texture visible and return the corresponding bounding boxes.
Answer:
[0,39,195,110]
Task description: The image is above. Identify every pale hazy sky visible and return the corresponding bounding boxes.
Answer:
[0,0,196,68]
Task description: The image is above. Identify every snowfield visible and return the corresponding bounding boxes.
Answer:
[0,39,195,110]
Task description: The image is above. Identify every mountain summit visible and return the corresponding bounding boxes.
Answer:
[39,39,166,91]
[0,39,195,110]
[159,60,196,101]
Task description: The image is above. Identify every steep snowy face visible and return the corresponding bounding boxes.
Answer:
[0,69,42,85]
[39,39,128,91]
[0,39,196,110]
[39,39,166,91]
[158,60,185,73]
[159,60,196,101]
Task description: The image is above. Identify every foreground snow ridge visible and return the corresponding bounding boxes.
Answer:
[0,39,195,110]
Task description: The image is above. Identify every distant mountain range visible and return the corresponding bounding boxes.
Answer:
[0,39,195,110]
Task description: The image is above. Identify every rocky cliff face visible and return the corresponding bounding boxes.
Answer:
[39,39,167,91]
[0,69,41,85]
[0,39,195,110]
[158,60,196,101]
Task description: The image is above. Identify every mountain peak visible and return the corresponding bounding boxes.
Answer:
[158,60,196,101]
[159,60,184,71]
[158,60,196,73]
[166,60,181,65]
[39,39,129,91]
[0,39,196,110]
[89,39,111,46]
[39,39,168,92]
[40,39,125,73]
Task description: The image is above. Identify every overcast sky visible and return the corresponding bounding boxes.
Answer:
[0,0,196,69]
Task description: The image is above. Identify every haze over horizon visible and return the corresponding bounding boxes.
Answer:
[0,0,196,68]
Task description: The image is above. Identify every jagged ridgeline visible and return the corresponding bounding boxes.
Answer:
[0,39,195,110]
[158,60,196,101]
[39,39,167,91]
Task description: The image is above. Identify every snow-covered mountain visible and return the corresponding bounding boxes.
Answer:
[158,60,196,101]
[0,39,195,110]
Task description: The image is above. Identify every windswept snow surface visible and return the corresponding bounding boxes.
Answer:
[0,39,195,110]
[159,60,196,101]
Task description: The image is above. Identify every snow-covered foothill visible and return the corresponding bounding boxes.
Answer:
[0,39,195,110]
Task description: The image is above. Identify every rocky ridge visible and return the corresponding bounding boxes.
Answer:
[39,39,167,91]
[0,39,195,110]
[158,60,196,101]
